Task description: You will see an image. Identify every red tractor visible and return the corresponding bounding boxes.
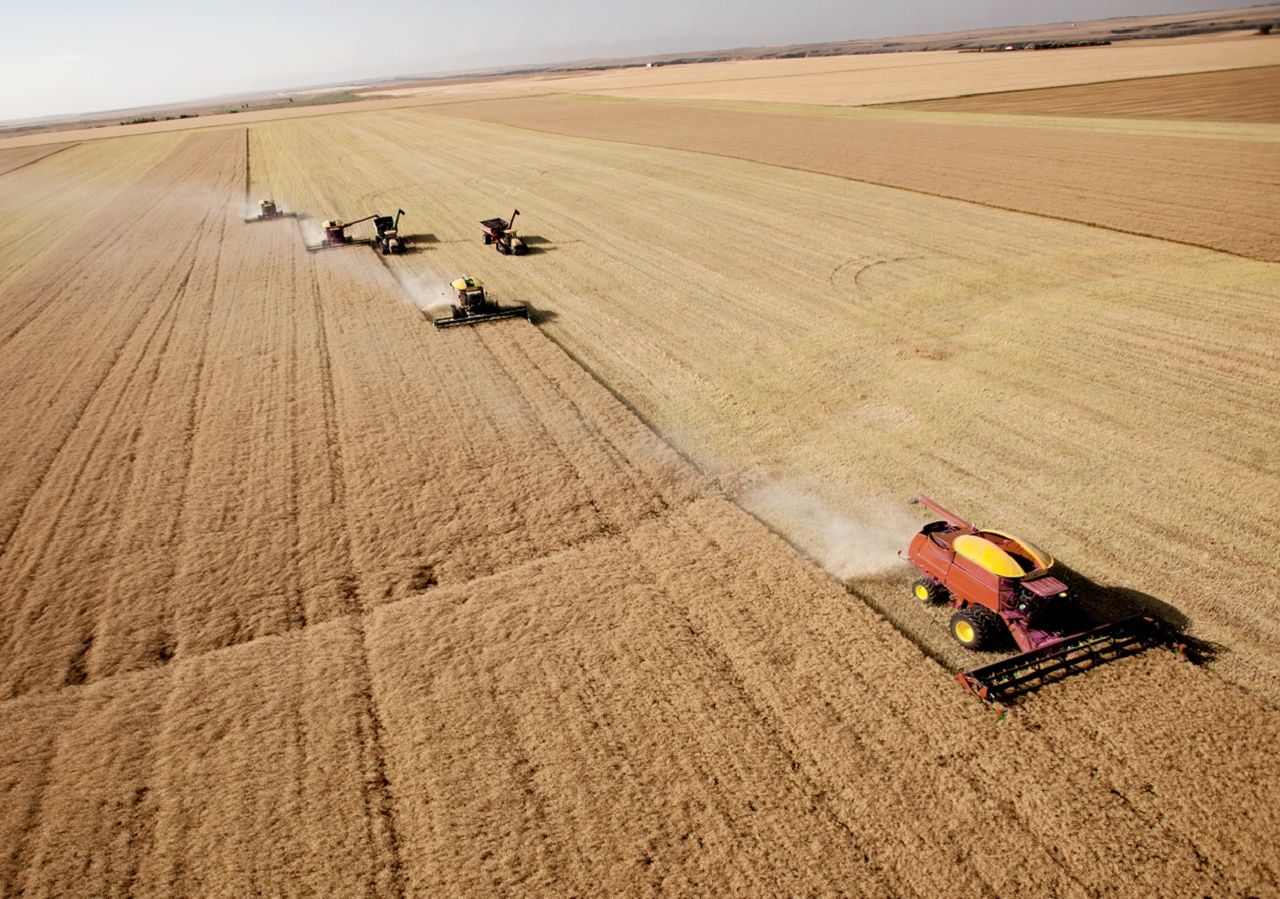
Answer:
[906,495,1169,702]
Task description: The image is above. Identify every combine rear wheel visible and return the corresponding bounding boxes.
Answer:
[950,607,1003,651]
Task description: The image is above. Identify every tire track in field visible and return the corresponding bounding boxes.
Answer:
[0,136,219,351]
[0,134,229,560]
[305,255,409,895]
[0,257,201,696]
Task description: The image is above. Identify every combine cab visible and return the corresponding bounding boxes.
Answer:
[906,495,1176,703]
[480,209,527,256]
[434,276,529,329]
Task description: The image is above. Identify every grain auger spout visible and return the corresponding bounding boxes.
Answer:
[904,494,1182,704]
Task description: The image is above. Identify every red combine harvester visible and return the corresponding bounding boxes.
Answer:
[905,495,1172,703]
[245,198,296,223]
[307,214,378,251]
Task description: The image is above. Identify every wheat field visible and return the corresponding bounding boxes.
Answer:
[2,33,1279,895]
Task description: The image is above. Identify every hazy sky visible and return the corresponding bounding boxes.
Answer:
[0,0,1257,121]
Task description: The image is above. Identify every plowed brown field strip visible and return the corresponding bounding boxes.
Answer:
[892,64,1280,121]
[430,95,1280,260]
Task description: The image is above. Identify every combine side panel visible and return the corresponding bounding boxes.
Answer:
[956,616,1176,705]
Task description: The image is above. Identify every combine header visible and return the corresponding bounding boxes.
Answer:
[480,209,527,256]
[905,495,1177,704]
[433,276,529,329]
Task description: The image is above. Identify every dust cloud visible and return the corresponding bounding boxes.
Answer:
[399,272,454,316]
[297,217,323,246]
[740,481,916,581]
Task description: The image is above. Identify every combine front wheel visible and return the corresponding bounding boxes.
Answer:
[950,607,1002,651]
[912,578,945,604]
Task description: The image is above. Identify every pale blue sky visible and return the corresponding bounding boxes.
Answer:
[0,1,1256,121]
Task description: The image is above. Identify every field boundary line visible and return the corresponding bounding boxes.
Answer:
[424,108,1272,262]
[0,142,77,178]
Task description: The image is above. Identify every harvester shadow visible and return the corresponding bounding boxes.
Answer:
[403,232,437,245]
[518,235,555,255]
[1058,565,1221,665]
[527,306,559,325]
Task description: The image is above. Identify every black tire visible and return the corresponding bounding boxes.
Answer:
[483,234,492,245]
[911,578,945,604]
[949,607,1004,651]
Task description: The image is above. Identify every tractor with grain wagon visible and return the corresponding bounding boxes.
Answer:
[373,209,408,255]
[433,275,529,329]
[904,495,1174,703]
[480,209,527,256]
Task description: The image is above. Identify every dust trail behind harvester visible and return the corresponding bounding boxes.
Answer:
[740,480,916,581]
[398,272,455,317]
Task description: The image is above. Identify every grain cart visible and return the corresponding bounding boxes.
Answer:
[373,209,408,255]
[306,214,378,251]
[905,495,1171,703]
[434,276,529,329]
[480,209,527,256]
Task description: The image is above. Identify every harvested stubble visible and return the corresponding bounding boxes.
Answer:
[0,134,179,290]
[368,496,1280,896]
[0,131,357,696]
[892,64,1280,122]
[1,617,401,896]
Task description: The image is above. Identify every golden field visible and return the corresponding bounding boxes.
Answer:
[1,30,1279,895]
